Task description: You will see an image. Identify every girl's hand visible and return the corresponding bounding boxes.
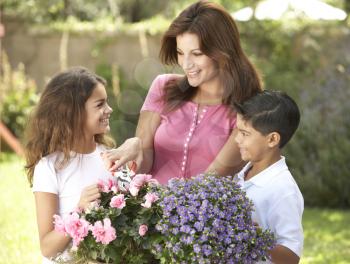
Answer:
[101,137,143,172]
[78,184,101,211]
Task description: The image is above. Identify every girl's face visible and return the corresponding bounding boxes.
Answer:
[176,32,219,89]
[83,82,112,138]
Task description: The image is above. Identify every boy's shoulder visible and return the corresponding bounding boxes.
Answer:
[237,157,302,200]
[261,157,301,196]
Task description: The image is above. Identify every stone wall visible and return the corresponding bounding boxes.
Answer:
[2,20,165,89]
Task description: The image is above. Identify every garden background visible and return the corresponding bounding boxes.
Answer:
[0,0,349,263]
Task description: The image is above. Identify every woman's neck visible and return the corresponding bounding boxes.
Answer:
[193,81,223,106]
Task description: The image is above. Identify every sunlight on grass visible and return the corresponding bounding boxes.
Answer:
[0,155,349,263]
[301,208,350,263]
[0,155,41,264]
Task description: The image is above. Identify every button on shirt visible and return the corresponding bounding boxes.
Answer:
[141,74,236,184]
[235,157,304,260]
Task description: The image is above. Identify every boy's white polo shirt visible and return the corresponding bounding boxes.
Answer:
[235,157,304,260]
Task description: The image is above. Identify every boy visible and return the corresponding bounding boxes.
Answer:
[234,90,303,264]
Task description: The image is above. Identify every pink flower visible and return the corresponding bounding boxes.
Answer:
[53,214,66,234]
[129,174,156,196]
[90,218,116,245]
[129,185,140,197]
[111,185,119,193]
[138,224,148,237]
[98,178,118,193]
[97,179,109,192]
[107,178,117,191]
[110,194,126,209]
[85,200,100,214]
[141,193,159,208]
[64,212,90,247]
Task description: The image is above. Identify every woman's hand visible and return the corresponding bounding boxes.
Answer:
[77,184,101,211]
[101,137,143,172]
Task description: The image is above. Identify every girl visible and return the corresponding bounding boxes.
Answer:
[25,67,114,263]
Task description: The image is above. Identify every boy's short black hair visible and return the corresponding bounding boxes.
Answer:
[234,90,300,148]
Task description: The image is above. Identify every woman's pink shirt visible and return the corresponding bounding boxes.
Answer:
[141,74,236,184]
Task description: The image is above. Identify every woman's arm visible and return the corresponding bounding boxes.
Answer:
[206,128,246,176]
[135,110,161,173]
[103,110,161,173]
[34,192,71,258]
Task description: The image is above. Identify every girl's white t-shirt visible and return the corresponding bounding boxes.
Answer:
[32,144,113,263]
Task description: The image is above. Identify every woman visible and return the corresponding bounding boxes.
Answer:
[103,1,262,184]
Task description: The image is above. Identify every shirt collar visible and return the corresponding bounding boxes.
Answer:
[236,156,288,188]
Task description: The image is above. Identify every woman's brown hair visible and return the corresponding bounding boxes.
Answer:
[159,0,262,111]
[25,67,114,186]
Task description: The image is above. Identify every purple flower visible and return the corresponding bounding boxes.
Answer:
[193,244,201,253]
[154,174,276,263]
[194,221,204,231]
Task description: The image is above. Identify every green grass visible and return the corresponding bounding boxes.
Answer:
[0,155,349,263]
[302,208,350,263]
[0,154,41,263]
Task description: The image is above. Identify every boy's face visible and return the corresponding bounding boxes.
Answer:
[235,114,271,162]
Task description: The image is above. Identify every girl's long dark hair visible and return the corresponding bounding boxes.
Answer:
[25,67,114,186]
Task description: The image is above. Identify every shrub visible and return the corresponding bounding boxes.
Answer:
[239,21,350,208]
[0,51,39,141]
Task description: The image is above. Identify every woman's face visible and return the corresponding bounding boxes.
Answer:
[176,32,219,88]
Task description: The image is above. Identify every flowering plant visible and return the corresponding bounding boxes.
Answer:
[53,169,162,264]
[152,173,276,264]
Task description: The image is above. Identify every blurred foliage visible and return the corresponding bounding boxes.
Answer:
[95,63,147,145]
[301,208,350,263]
[91,19,350,208]
[42,15,171,36]
[0,51,39,141]
[1,0,171,23]
[2,0,112,23]
[1,1,349,208]
[2,0,347,25]
[238,20,350,208]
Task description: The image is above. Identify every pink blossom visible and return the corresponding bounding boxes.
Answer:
[90,218,116,245]
[141,193,159,208]
[53,214,66,234]
[129,174,157,196]
[110,194,126,209]
[138,224,148,236]
[98,178,118,193]
[107,178,117,190]
[85,200,100,214]
[64,212,90,247]
[97,179,108,192]
[111,185,119,193]
[129,185,140,197]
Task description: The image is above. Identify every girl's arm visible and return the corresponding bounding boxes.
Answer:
[34,192,71,258]
[206,128,246,176]
[35,184,101,258]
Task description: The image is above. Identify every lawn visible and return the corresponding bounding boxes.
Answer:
[0,155,349,263]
